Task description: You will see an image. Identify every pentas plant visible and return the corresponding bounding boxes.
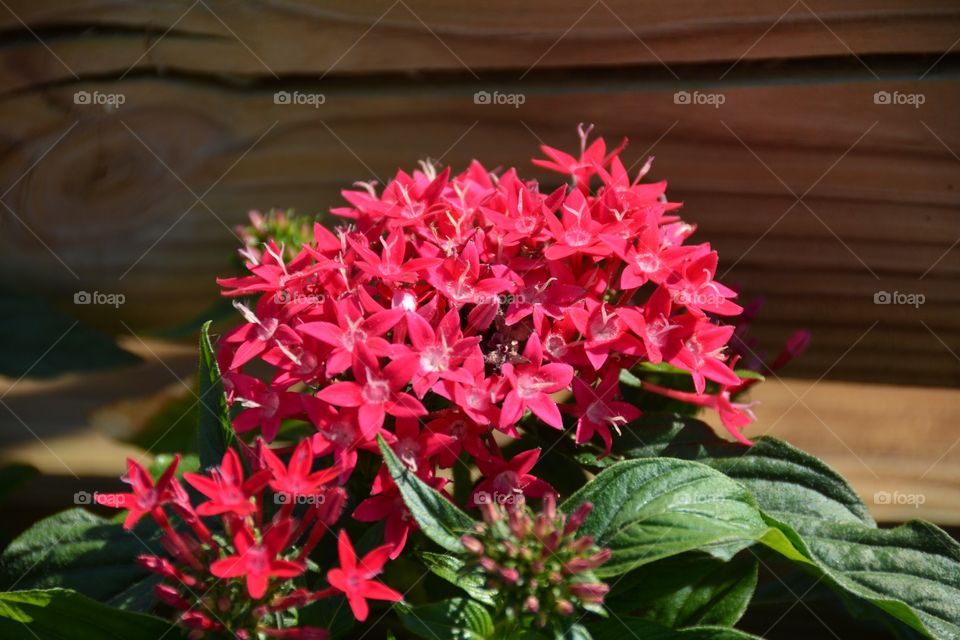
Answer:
[8,129,959,640]
[95,441,402,638]
[217,127,757,538]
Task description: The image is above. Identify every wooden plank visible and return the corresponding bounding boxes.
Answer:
[0,338,956,524]
[1,74,956,383]
[738,377,960,525]
[1,0,959,91]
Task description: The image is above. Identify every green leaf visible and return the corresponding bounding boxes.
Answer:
[398,597,493,640]
[588,617,761,640]
[561,458,768,577]
[606,415,873,526]
[0,291,140,378]
[606,553,757,628]
[617,416,960,639]
[378,435,473,553]
[0,509,158,606]
[0,588,177,639]
[760,518,960,639]
[420,552,495,605]
[197,321,234,469]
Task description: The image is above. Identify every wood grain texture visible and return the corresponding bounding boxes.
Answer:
[1,0,960,92]
[1,73,956,384]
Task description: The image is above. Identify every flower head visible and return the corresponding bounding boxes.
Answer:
[326,530,403,621]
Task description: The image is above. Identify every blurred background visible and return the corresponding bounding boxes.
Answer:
[0,0,957,553]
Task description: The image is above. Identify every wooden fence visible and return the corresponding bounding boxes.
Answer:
[0,1,958,522]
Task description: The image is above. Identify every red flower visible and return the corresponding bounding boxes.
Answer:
[259,438,339,497]
[96,455,180,530]
[471,448,554,508]
[667,315,741,395]
[570,370,642,455]
[326,530,403,621]
[297,297,403,377]
[500,334,573,430]
[210,519,305,599]
[184,448,269,518]
[316,345,426,439]
[399,309,479,397]
[354,470,449,559]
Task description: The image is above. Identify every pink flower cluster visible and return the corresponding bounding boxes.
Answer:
[96,443,401,637]
[215,126,756,557]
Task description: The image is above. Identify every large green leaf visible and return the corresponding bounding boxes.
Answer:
[615,415,960,639]
[561,458,768,577]
[378,435,474,553]
[0,291,140,378]
[760,517,960,639]
[0,509,158,606]
[602,416,872,527]
[0,588,177,639]
[606,553,757,628]
[398,597,493,640]
[197,321,234,469]
[588,617,761,639]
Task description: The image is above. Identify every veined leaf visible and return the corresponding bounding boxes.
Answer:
[398,597,493,640]
[617,415,960,639]
[561,457,768,577]
[378,435,474,553]
[0,509,158,607]
[606,553,757,628]
[0,588,177,639]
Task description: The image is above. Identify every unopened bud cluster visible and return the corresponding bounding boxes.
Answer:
[461,494,610,628]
